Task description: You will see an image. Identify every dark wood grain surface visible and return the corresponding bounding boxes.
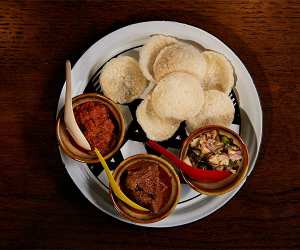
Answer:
[0,0,299,249]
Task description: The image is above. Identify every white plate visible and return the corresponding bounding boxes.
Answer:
[56,21,262,227]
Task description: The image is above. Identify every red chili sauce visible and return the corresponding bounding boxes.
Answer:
[73,101,117,155]
[121,161,172,213]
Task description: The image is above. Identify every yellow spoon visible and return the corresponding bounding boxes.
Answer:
[64,60,148,212]
[94,148,149,212]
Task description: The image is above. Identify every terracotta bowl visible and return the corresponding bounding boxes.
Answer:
[179,125,249,195]
[110,154,181,224]
[56,93,125,163]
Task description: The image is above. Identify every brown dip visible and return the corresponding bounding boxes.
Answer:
[121,161,172,213]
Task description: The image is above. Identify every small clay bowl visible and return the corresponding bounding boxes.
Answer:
[110,154,180,224]
[56,93,125,163]
[179,125,249,195]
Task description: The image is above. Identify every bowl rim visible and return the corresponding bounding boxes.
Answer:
[56,93,125,163]
[179,125,249,195]
[109,153,181,224]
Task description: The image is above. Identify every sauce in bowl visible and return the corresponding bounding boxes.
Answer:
[110,154,180,224]
[121,160,172,213]
[73,101,117,154]
[56,93,125,163]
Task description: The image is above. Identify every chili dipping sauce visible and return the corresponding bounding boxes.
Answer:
[73,101,118,155]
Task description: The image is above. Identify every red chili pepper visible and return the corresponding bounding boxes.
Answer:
[146,140,232,183]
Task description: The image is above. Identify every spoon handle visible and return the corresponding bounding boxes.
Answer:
[94,148,149,212]
[64,60,91,151]
[146,140,231,182]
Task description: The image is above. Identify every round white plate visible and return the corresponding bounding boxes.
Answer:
[56,21,262,227]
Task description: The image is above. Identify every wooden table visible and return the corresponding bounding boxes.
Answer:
[0,1,299,249]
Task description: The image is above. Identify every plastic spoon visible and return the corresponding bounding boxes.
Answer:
[94,148,149,212]
[63,61,148,212]
[146,140,232,182]
[64,60,91,151]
